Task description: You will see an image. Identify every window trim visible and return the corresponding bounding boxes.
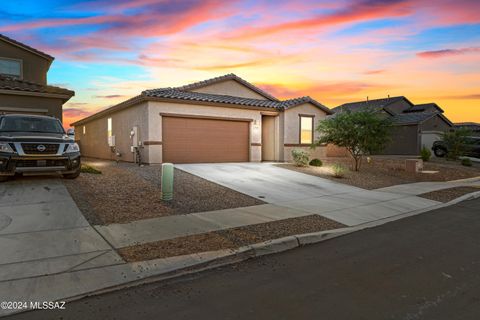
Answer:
[299,114,315,145]
[0,57,23,80]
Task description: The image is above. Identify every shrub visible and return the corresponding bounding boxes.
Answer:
[291,149,310,167]
[420,146,431,162]
[441,128,472,160]
[331,163,347,178]
[309,158,323,167]
[461,158,473,167]
[80,164,102,174]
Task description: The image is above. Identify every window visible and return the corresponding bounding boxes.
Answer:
[0,116,64,134]
[107,117,115,146]
[107,118,112,137]
[300,116,314,144]
[0,58,22,79]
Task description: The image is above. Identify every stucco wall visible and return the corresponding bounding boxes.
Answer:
[0,41,50,84]
[0,93,63,120]
[75,103,149,162]
[421,115,451,132]
[190,80,268,100]
[283,102,328,161]
[147,101,264,163]
[384,100,412,114]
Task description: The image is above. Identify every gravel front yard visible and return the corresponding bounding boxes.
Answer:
[278,157,480,190]
[418,186,480,203]
[118,215,344,262]
[63,159,264,225]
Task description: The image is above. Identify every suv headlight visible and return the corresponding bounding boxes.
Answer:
[0,142,14,153]
[65,143,80,153]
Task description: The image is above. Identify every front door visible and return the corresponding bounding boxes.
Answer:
[262,115,276,161]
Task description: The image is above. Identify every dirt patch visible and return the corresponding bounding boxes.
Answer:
[63,159,264,225]
[277,157,480,190]
[118,215,344,262]
[418,186,480,203]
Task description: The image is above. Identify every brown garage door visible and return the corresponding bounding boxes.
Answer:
[162,116,249,163]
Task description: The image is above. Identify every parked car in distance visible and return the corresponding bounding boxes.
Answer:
[0,114,81,182]
[432,137,480,158]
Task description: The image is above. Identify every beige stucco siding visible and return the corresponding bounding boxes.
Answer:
[190,80,268,100]
[147,101,264,163]
[283,103,328,161]
[75,102,148,162]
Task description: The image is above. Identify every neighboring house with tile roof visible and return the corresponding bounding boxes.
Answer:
[332,96,454,155]
[0,34,74,121]
[72,74,332,163]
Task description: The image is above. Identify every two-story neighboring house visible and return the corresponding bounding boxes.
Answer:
[332,96,454,155]
[0,34,74,121]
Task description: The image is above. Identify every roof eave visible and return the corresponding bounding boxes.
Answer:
[0,88,74,101]
[0,35,54,62]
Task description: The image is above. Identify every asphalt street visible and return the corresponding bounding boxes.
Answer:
[8,198,480,320]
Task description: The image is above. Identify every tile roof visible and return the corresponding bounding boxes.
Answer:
[0,75,74,97]
[143,88,280,107]
[176,73,280,101]
[405,103,444,113]
[391,112,436,125]
[143,88,331,113]
[72,74,332,126]
[332,96,410,114]
[0,34,54,61]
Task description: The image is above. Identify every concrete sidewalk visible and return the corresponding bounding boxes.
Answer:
[96,191,441,248]
[376,177,480,195]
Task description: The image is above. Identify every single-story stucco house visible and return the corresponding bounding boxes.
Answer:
[332,96,454,155]
[72,74,332,164]
[0,34,74,120]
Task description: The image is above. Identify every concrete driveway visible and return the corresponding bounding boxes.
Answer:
[175,163,363,203]
[0,178,122,283]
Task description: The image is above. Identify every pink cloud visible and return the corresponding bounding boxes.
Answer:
[94,94,127,99]
[227,0,414,40]
[364,69,386,75]
[63,108,91,117]
[417,47,480,58]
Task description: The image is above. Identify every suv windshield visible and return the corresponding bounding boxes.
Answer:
[0,116,65,134]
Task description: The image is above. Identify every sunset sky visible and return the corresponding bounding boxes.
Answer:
[1,0,479,127]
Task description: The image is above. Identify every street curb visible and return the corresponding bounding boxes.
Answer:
[6,190,480,318]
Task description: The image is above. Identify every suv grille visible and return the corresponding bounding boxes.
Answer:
[21,143,59,155]
[15,159,67,168]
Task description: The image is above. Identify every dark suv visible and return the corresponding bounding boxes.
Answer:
[432,137,480,158]
[0,114,81,182]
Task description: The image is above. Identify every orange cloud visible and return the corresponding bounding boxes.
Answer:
[63,108,93,128]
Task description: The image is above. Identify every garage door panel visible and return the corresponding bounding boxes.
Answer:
[162,117,249,163]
